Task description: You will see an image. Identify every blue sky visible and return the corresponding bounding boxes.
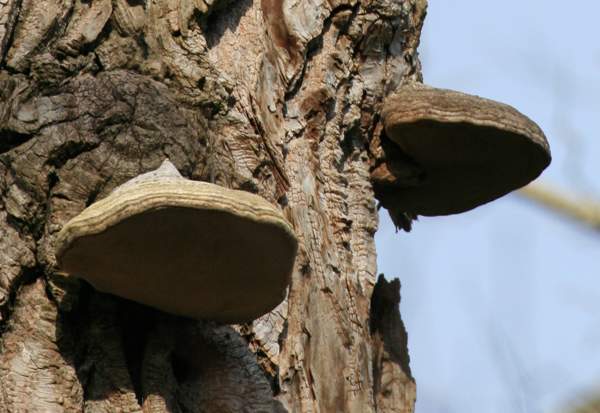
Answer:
[375,2,600,412]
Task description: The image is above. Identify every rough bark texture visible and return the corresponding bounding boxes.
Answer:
[0,0,426,411]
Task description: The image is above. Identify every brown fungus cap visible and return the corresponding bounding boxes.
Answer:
[55,160,298,323]
[381,83,551,216]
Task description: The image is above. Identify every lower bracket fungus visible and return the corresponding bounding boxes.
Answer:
[55,160,298,323]
[373,83,551,219]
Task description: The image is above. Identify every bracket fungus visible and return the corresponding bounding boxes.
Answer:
[374,83,551,217]
[55,160,298,323]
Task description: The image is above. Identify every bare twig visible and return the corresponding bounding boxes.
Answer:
[518,183,600,231]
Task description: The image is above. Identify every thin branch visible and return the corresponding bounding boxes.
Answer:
[518,183,600,231]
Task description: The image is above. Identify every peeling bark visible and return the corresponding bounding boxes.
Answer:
[0,0,426,411]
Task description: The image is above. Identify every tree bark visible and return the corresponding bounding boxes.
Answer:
[0,0,425,411]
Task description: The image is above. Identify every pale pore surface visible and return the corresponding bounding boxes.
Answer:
[381,86,551,215]
[60,207,297,322]
[56,178,298,323]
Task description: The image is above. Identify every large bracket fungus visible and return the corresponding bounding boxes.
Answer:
[373,83,551,219]
[55,160,298,323]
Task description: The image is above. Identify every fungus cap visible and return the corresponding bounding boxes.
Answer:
[55,160,298,323]
[381,83,551,216]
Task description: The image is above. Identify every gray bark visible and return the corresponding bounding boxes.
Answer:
[0,0,425,411]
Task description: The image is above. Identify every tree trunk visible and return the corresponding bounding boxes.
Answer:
[0,0,425,411]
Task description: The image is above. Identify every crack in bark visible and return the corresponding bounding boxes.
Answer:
[0,0,22,66]
[46,140,101,168]
[0,129,32,154]
[0,263,41,331]
[117,300,157,405]
[284,3,356,103]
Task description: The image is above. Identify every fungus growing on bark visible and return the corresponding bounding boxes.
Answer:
[374,83,551,218]
[55,159,298,323]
